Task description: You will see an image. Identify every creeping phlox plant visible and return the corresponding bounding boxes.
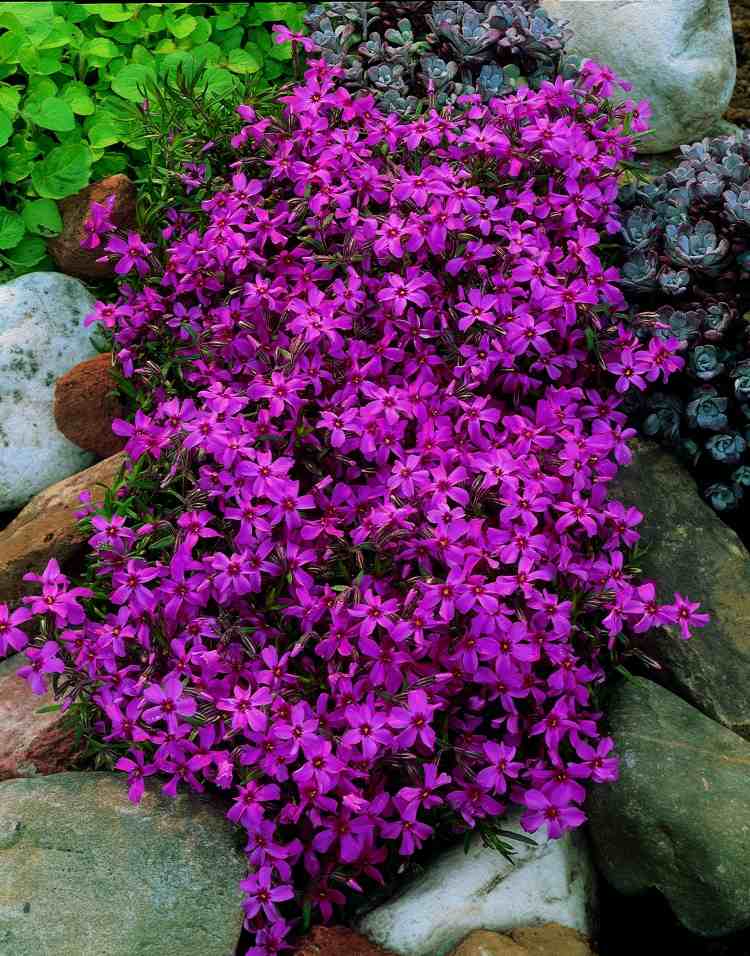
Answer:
[0,48,705,955]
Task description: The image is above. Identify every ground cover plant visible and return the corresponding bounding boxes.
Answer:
[619,132,750,525]
[0,37,708,955]
[304,0,569,115]
[0,1,304,280]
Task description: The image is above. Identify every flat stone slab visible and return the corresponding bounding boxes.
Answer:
[0,772,246,956]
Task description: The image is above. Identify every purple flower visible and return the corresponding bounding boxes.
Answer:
[142,676,196,728]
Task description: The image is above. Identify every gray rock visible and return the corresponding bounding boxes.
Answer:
[588,678,750,936]
[611,440,750,739]
[0,272,97,511]
[358,811,595,956]
[542,0,736,153]
[0,772,246,956]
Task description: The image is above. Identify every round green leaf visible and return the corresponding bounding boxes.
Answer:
[88,118,122,148]
[111,63,155,101]
[227,48,260,74]
[167,12,197,39]
[83,37,119,60]
[0,31,24,64]
[61,82,95,116]
[23,96,75,132]
[0,111,12,147]
[91,152,128,179]
[22,197,62,236]
[0,207,25,249]
[0,84,20,116]
[202,67,237,100]
[4,234,48,270]
[31,142,91,199]
[81,4,133,22]
[18,47,60,75]
[2,135,38,182]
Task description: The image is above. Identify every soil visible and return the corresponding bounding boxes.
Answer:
[728,0,750,125]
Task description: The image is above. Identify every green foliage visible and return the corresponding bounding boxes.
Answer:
[0,1,305,279]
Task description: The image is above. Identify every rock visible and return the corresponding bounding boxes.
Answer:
[295,926,396,955]
[47,175,137,280]
[449,925,594,956]
[0,272,98,512]
[449,930,526,956]
[610,440,750,739]
[54,352,126,458]
[358,812,595,956]
[509,923,594,956]
[542,0,736,153]
[0,655,77,780]
[0,453,125,605]
[588,677,750,936]
[0,772,246,956]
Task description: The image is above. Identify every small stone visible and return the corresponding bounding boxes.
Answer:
[358,813,595,956]
[54,353,126,458]
[510,923,593,956]
[0,772,246,956]
[610,440,750,739]
[449,930,526,956]
[0,655,77,781]
[47,175,137,280]
[0,452,125,604]
[542,0,736,153]
[295,925,396,955]
[588,677,750,937]
[0,272,98,512]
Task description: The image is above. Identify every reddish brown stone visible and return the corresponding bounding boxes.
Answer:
[48,174,137,279]
[0,452,126,605]
[294,926,396,956]
[54,352,126,458]
[0,654,80,780]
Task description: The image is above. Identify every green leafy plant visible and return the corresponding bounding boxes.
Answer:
[0,1,305,279]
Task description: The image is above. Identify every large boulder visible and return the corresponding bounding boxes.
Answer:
[610,440,750,739]
[588,678,750,937]
[0,452,125,605]
[0,772,246,956]
[0,272,98,511]
[542,0,736,153]
[0,655,77,781]
[357,812,595,956]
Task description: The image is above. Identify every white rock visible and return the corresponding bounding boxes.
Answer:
[358,812,596,956]
[543,0,736,153]
[0,272,97,511]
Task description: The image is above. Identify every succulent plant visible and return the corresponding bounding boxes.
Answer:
[304,1,569,114]
[619,132,750,526]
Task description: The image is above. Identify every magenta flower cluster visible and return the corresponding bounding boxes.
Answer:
[1,56,706,955]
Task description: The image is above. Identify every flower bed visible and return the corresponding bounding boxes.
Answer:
[0,40,707,956]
